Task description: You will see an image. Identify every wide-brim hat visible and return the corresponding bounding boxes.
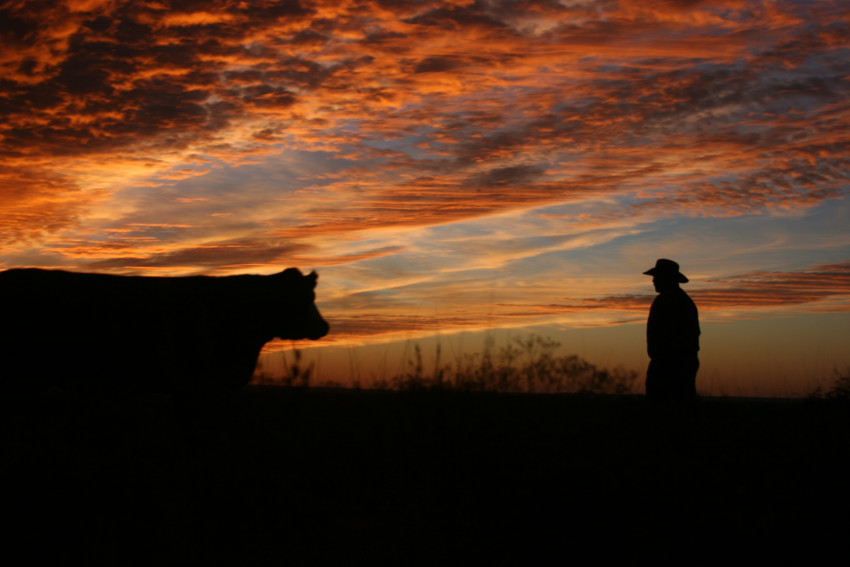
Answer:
[643,258,688,283]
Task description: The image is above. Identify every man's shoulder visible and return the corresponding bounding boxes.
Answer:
[654,287,696,307]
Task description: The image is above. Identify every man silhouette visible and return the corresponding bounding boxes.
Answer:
[643,259,700,400]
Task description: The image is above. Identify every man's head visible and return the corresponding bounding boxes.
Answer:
[643,259,688,293]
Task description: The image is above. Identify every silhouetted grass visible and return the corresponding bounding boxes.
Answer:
[385,334,639,394]
[255,347,313,388]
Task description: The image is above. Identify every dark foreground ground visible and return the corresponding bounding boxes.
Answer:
[3,386,850,564]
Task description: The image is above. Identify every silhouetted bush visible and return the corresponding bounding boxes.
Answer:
[810,366,850,400]
[391,334,639,394]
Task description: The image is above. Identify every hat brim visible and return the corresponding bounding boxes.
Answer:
[643,268,688,283]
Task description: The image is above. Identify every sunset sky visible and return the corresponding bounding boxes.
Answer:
[2,0,848,396]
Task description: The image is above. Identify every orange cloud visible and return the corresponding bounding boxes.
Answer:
[0,164,97,245]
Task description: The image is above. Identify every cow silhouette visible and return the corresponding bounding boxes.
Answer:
[0,267,329,394]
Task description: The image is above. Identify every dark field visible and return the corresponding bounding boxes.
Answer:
[4,387,850,564]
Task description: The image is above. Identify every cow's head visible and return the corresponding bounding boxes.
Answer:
[274,268,330,341]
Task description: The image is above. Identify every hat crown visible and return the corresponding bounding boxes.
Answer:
[643,258,688,283]
[653,259,679,273]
